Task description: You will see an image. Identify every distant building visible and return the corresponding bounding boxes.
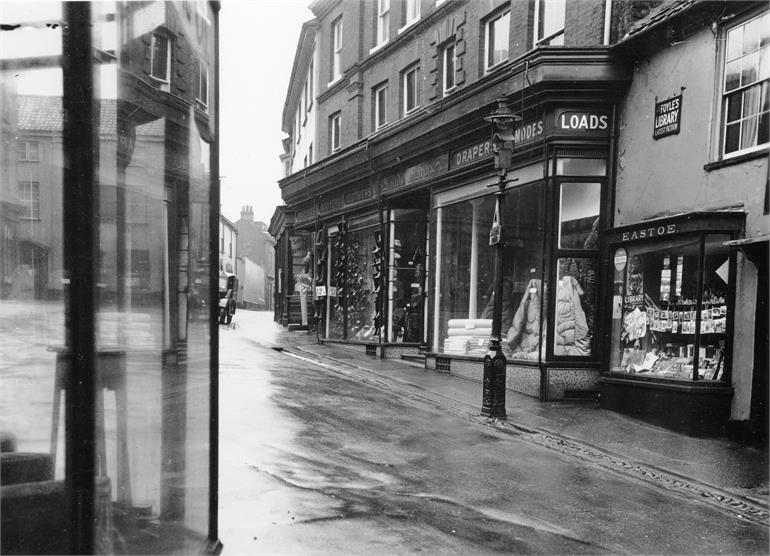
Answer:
[235,205,275,309]
[219,214,238,276]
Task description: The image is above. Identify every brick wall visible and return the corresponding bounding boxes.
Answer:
[301,0,619,169]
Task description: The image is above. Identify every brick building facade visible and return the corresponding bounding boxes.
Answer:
[271,0,768,441]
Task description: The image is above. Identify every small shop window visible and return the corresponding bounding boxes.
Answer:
[610,234,732,381]
[555,157,606,176]
[558,182,600,249]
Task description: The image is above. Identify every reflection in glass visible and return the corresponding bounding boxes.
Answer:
[1,3,69,554]
[558,182,600,249]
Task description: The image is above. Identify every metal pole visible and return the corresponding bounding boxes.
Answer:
[482,168,508,419]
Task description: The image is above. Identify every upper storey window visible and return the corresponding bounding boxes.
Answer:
[377,0,390,46]
[197,60,209,107]
[404,0,420,27]
[331,16,343,82]
[722,10,769,157]
[19,140,39,162]
[150,32,170,82]
[442,42,456,95]
[485,9,510,71]
[534,0,565,46]
[403,65,420,114]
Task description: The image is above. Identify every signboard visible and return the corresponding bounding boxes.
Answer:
[315,285,327,297]
[555,110,610,134]
[653,94,682,139]
[328,286,338,297]
[489,203,501,246]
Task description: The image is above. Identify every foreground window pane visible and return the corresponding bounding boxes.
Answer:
[1,3,70,554]
[92,2,214,551]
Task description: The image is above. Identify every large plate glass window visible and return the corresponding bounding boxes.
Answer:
[434,182,544,359]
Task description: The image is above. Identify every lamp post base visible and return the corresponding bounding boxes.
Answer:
[482,347,507,419]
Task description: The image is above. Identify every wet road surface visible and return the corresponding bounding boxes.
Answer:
[218,312,769,555]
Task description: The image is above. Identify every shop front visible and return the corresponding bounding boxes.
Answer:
[423,105,613,401]
[600,212,743,436]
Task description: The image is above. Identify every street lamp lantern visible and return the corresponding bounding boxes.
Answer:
[481,98,520,420]
[484,99,521,170]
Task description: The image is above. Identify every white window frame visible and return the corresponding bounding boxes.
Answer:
[403,65,419,115]
[331,112,341,153]
[296,105,301,143]
[309,143,313,165]
[331,17,343,83]
[399,0,421,33]
[308,60,314,110]
[719,10,770,159]
[376,0,390,46]
[150,32,171,83]
[442,42,456,95]
[18,181,40,220]
[197,60,209,106]
[374,83,388,129]
[533,0,566,47]
[19,141,39,162]
[485,9,510,71]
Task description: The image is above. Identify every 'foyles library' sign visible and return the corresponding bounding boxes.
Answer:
[653,94,682,139]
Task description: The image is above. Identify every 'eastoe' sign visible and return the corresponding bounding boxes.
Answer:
[653,95,682,139]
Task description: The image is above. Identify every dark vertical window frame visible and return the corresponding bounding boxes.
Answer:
[208,2,222,550]
[62,3,98,554]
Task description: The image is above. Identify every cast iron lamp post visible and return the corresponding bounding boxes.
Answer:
[481,99,520,419]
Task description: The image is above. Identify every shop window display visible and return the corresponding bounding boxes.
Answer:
[552,181,600,357]
[326,216,379,340]
[610,235,732,381]
[435,182,544,358]
[389,210,427,343]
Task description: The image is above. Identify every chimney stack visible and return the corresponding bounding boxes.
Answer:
[241,205,254,222]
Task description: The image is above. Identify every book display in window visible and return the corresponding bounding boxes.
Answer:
[611,236,731,381]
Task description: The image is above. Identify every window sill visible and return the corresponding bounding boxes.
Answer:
[484,59,509,74]
[704,147,769,172]
[369,41,388,55]
[327,76,342,88]
[398,18,420,35]
[443,86,457,97]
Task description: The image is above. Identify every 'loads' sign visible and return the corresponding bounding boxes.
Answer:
[555,110,610,134]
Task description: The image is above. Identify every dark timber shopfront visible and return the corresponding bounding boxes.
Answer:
[276,43,630,401]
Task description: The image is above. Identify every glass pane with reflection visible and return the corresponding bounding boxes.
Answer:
[0,2,70,554]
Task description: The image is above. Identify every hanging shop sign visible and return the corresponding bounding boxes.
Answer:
[653,94,682,140]
[489,202,501,245]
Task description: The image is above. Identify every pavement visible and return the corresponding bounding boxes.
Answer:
[237,312,769,517]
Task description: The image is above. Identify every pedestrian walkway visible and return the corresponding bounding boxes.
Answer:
[242,313,769,524]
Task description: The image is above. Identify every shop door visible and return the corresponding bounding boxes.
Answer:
[388,209,428,343]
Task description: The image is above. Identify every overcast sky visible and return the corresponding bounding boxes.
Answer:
[219,0,313,225]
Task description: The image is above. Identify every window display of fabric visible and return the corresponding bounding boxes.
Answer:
[442,318,492,355]
[554,275,590,356]
[505,278,544,360]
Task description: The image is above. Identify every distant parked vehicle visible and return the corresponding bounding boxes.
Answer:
[218,272,238,324]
